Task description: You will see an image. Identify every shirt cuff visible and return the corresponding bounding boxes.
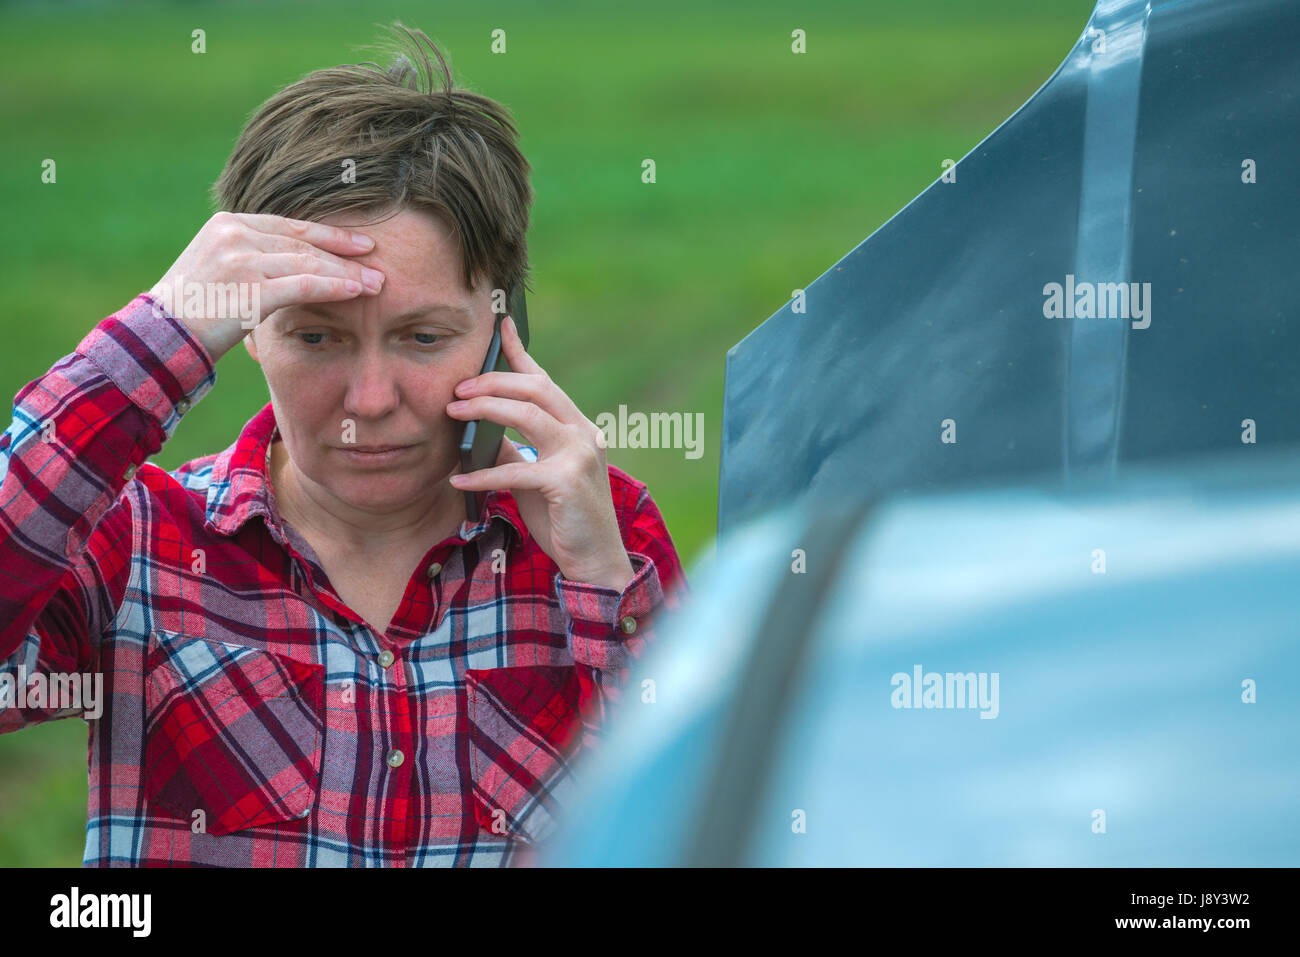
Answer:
[75,293,217,443]
[554,552,664,671]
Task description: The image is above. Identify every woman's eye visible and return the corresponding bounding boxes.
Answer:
[292,332,439,348]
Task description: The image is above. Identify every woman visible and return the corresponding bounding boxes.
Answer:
[0,25,687,867]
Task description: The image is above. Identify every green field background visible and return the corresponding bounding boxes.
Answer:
[0,0,1094,865]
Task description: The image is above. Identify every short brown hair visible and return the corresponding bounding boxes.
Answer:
[214,22,532,300]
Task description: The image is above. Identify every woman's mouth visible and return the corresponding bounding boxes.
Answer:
[336,445,415,465]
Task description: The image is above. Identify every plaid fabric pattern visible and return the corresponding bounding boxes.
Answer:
[0,294,688,866]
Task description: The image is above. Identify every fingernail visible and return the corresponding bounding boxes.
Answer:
[361,267,384,290]
[352,232,375,249]
[447,400,467,410]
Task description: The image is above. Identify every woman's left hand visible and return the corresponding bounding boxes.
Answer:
[446,315,635,592]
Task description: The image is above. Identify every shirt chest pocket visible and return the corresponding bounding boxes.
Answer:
[143,630,325,837]
[465,665,584,847]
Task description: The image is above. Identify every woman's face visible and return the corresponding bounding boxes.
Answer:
[245,206,497,521]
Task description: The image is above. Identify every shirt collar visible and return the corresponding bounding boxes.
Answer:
[203,401,528,548]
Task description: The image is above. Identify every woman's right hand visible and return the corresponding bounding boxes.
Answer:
[147,211,385,363]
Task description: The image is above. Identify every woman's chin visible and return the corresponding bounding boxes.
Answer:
[331,477,421,508]
[336,468,458,506]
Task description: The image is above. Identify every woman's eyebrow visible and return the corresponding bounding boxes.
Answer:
[295,303,474,325]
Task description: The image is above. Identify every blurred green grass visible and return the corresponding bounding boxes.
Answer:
[0,0,1095,865]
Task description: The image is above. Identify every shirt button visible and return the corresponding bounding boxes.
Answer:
[426,562,442,579]
[123,464,137,481]
[378,649,395,669]
[176,398,191,415]
[386,749,404,768]
[620,615,637,635]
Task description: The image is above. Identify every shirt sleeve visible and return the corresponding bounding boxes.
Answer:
[0,293,216,732]
[552,475,689,742]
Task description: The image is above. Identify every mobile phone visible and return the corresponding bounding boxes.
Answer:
[458,282,530,522]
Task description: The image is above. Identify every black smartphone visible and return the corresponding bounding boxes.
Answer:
[458,282,529,522]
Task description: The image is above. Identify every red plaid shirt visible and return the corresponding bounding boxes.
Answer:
[0,293,687,866]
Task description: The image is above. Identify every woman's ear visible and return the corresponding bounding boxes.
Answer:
[243,326,260,363]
